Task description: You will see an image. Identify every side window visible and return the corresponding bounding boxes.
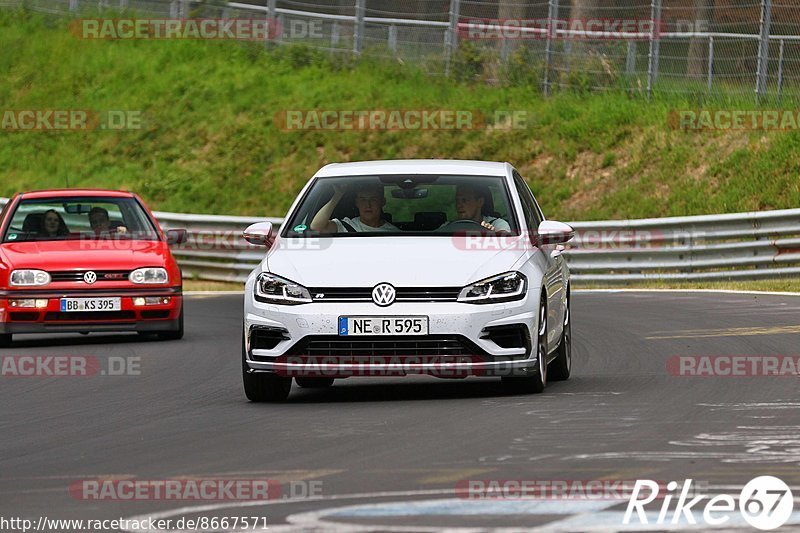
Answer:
[513,173,542,231]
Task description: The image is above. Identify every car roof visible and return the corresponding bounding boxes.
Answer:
[18,189,135,200]
[314,159,511,178]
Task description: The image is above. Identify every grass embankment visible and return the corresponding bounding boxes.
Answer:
[2,11,798,292]
[1,10,799,222]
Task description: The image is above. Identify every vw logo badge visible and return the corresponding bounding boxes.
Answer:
[371,283,396,307]
[83,271,97,285]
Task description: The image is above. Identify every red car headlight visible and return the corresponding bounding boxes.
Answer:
[10,269,51,287]
[129,268,168,284]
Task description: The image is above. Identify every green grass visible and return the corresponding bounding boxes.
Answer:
[1,10,800,222]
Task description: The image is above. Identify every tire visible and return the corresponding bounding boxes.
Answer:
[0,334,11,348]
[295,377,335,388]
[549,294,572,382]
[242,330,291,402]
[502,294,547,394]
[156,306,184,341]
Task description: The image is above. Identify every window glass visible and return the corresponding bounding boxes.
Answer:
[3,197,159,242]
[284,175,520,237]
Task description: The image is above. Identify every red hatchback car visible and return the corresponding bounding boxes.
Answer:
[0,189,186,347]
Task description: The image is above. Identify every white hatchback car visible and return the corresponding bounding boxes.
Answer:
[242,160,573,401]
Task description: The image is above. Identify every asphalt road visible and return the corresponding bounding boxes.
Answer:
[1,291,799,532]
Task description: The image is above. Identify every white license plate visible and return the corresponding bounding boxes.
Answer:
[60,298,121,312]
[339,316,428,336]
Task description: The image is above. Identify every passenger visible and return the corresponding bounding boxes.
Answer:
[442,184,511,232]
[311,182,399,233]
[40,209,69,238]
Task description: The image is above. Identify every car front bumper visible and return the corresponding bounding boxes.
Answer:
[243,287,540,378]
[0,287,182,335]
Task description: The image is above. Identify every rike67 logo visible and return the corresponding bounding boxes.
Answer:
[624,477,794,530]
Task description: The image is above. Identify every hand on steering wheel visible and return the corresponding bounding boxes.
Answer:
[450,219,497,232]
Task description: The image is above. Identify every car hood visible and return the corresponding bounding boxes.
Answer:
[1,240,170,271]
[264,236,527,287]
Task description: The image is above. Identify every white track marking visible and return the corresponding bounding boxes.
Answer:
[121,486,800,533]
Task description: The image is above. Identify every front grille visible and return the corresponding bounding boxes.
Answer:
[140,310,170,320]
[49,270,131,283]
[307,287,461,302]
[287,335,485,358]
[44,311,136,321]
[250,327,290,350]
[9,312,39,322]
[481,324,530,350]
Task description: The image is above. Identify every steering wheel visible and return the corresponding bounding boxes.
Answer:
[436,219,491,233]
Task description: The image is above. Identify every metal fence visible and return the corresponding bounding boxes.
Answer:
[4,197,797,284]
[7,0,800,101]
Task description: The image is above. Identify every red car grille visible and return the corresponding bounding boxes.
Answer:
[8,312,40,322]
[44,311,137,321]
[49,270,131,282]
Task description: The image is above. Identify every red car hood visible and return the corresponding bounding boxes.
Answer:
[1,240,170,271]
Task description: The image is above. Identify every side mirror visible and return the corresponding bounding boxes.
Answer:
[243,221,274,247]
[536,220,574,246]
[166,229,188,245]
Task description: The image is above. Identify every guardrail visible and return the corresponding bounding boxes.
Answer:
[2,197,799,284]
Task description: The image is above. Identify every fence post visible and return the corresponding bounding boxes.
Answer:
[543,0,559,96]
[169,0,178,18]
[388,24,397,55]
[266,0,277,44]
[69,0,78,12]
[445,0,461,76]
[707,36,714,95]
[353,0,365,55]
[179,0,187,18]
[646,0,662,100]
[119,0,127,10]
[777,38,785,102]
[626,41,636,76]
[332,21,340,48]
[276,14,284,43]
[755,0,772,101]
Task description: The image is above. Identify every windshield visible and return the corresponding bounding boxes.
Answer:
[2,196,160,243]
[283,175,519,238]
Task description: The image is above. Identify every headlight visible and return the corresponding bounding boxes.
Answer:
[10,270,51,287]
[129,268,168,284]
[255,273,311,305]
[458,272,527,304]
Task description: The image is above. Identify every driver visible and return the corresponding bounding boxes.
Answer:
[441,184,511,232]
[311,182,399,233]
[88,207,111,233]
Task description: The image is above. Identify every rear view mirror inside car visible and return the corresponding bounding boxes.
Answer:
[63,203,91,214]
[391,188,428,199]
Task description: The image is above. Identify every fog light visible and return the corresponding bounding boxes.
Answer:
[10,299,35,308]
[35,299,48,308]
[133,297,171,306]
